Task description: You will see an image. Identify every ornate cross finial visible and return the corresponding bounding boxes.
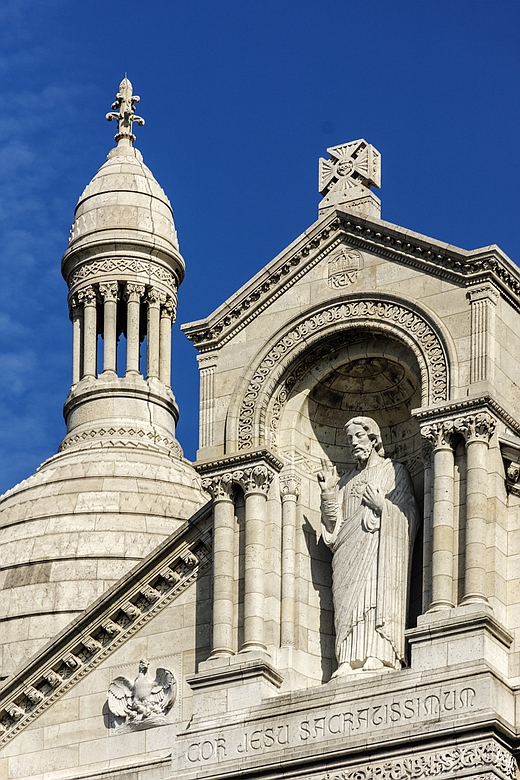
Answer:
[318,139,381,219]
[106,77,145,147]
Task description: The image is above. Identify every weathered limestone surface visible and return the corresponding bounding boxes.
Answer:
[2,110,520,780]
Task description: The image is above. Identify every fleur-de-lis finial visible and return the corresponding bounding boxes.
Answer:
[106,77,145,147]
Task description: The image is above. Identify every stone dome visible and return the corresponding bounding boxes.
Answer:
[62,144,184,287]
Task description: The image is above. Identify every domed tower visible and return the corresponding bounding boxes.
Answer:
[0,80,208,677]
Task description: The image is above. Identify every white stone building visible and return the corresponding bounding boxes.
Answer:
[0,79,519,780]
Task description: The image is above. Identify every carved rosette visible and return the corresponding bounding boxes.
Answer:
[454,412,496,444]
[420,420,456,451]
[235,465,274,496]
[202,473,235,502]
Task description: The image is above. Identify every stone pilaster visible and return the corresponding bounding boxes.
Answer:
[124,283,145,376]
[77,285,98,379]
[159,296,175,386]
[197,353,218,450]
[146,287,161,379]
[99,282,119,375]
[467,283,499,385]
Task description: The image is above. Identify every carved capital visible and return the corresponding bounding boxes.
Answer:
[77,285,97,307]
[99,282,119,302]
[160,296,176,322]
[124,282,145,302]
[420,420,455,450]
[280,472,301,501]
[234,465,274,496]
[455,412,496,444]
[68,294,82,321]
[146,287,161,306]
[467,283,500,305]
[202,472,235,502]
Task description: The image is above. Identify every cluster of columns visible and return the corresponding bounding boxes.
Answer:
[202,460,297,658]
[70,283,176,385]
[420,410,496,612]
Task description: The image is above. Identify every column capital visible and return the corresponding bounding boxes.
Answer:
[467,283,500,305]
[68,294,81,320]
[234,465,274,497]
[160,296,176,322]
[124,282,145,302]
[454,411,496,444]
[420,419,456,450]
[99,282,119,302]
[202,473,235,503]
[77,285,97,306]
[146,287,162,306]
[280,472,301,502]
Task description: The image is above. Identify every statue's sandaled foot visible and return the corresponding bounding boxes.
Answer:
[363,656,384,671]
[330,663,362,679]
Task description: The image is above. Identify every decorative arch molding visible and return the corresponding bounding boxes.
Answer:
[232,293,454,452]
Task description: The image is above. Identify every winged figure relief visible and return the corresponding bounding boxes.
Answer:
[107,659,176,729]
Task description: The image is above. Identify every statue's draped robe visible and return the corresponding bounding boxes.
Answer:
[322,459,418,669]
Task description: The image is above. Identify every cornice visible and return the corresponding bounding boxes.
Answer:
[195,448,284,476]
[0,503,212,748]
[182,209,519,352]
[412,395,520,436]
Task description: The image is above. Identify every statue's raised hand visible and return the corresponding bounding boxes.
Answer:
[317,459,338,492]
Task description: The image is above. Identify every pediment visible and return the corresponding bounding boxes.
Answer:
[182,207,519,351]
[0,502,212,748]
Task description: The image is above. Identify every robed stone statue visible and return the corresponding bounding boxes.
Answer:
[318,416,418,678]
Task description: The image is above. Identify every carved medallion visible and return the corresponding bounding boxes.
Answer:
[326,249,362,288]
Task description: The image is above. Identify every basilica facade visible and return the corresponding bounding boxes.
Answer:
[0,79,519,780]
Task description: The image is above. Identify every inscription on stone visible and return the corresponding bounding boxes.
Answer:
[182,685,476,766]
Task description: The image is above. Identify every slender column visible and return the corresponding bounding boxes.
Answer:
[280,473,300,648]
[203,473,236,657]
[146,288,161,379]
[456,412,496,605]
[159,297,175,386]
[124,283,145,376]
[99,282,119,374]
[78,286,98,379]
[421,441,434,612]
[421,420,456,611]
[236,465,274,652]
[69,295,83,384]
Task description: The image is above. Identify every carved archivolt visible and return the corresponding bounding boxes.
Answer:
[236,297,450,451]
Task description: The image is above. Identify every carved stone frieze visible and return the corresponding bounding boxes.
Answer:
[307,740,515,780]
[454,412,496,444]
[0,510,212,748]
[238,298,448,450]
[58,425,183,458]
[68,258,176,290]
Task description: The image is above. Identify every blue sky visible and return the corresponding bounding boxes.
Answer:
[0,0,518,494]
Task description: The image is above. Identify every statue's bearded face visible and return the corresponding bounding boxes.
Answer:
[345,424,374,463]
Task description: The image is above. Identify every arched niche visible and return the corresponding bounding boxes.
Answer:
[271,330,426,628]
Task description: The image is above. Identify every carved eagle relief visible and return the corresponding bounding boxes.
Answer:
[107,659,176,730]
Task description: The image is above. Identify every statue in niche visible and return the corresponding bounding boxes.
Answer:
[107,659,176,731]
[318,417,419,678]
